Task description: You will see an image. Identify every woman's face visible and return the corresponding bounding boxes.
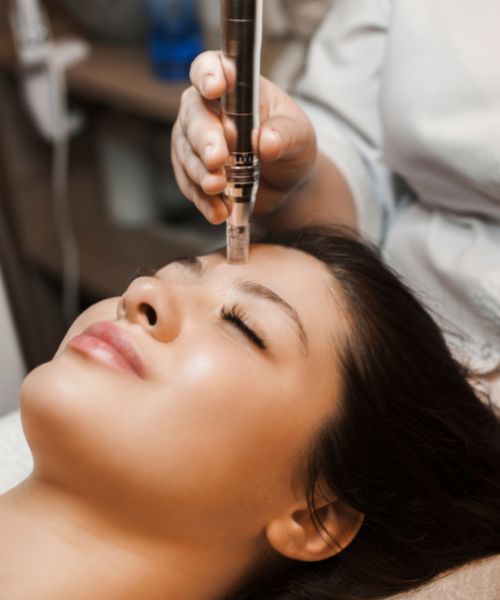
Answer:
[21,244,342,545]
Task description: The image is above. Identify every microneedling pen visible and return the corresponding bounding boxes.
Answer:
[221,0,263,265]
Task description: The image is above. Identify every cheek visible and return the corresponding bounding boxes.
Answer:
[21,334,324,534]
[19,355,140,477]
[145,343,310,490]
[159,341,277,431]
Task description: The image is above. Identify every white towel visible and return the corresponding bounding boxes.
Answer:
[0,410,33,494]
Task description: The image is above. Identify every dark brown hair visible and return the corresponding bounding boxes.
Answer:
[232,225,500,600]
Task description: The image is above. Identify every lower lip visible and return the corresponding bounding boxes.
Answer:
[68,334,141,378]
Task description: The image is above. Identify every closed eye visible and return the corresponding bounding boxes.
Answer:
[220,306,267,350]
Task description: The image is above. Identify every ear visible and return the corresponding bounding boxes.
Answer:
[265,496,364,563]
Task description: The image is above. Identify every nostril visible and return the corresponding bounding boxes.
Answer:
[139,303,158,326]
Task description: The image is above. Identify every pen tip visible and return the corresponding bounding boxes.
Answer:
[226,225,250,265]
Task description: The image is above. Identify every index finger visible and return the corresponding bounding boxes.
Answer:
[190,51,228,100]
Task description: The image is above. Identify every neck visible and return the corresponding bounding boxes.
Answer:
[0,476,254,600]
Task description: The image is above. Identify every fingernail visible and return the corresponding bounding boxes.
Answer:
[205,205,216,222]
[265,128,281,144]
[208,200,229,223]
[219,195,231,215]
[262,128,282,160]
[201,174,213,193]
[217,201,229,221]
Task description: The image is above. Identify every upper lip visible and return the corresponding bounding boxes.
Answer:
[80,321,146,378]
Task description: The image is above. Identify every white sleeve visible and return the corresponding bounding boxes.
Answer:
[294,0,394,244]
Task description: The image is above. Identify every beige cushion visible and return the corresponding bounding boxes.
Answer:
[387,555,500,599]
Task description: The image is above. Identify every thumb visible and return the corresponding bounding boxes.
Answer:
[257,114,316,166]
[257,124,285,162]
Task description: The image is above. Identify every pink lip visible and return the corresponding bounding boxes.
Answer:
[68,322,146,379]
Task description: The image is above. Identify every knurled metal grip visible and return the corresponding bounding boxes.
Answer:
[221,0,263,264]
[225,152,260,203]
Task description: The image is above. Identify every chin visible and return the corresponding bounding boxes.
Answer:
[19,300,119,436]
[19,349,149,495]
[20,358,72,465]
[19,353,105,482]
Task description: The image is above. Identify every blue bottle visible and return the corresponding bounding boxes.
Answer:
[147,0,204,81]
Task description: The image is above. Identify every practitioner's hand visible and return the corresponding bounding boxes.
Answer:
[171,51,318,224]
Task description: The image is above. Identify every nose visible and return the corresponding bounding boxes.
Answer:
[119,276,181,342]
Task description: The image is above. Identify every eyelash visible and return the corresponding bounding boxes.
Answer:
[129,270,267,351]
[220,305,267,350]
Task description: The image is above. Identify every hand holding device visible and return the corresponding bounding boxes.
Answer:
[171,43,317,229]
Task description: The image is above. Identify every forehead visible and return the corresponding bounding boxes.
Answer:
[208,243,332,308]
[205,244,341,355]
[160,243,343,411]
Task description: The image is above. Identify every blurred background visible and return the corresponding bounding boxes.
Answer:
[0,0,331,414]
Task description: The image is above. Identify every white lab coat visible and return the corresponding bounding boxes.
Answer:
[295,0,500,374]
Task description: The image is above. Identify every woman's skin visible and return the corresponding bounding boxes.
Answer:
[0,245,363,600]
[172,51,357,231]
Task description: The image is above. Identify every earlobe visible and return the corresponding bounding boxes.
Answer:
[265,499,364,563]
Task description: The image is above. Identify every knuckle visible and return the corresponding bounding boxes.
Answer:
[185,118,205,147]
[190,186,205,211]
[182,133,199,164]
[192,158,206,186]
[197,162,208,184]
[186,180,196,202]
[178,132,189,155]
[172,160,186,189]
[185,155,199,181]
[180,86,195,106]
[171,121,182,148]
[199,130,215,148]
[171,119,178,139]
[175,140,186,165]
[183,99,200,131]
[173,131,186,161]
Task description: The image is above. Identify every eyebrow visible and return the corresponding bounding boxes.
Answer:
[168,256,309,354]
[171,255,205,275]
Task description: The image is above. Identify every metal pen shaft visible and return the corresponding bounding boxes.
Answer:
[221,0,263,264]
